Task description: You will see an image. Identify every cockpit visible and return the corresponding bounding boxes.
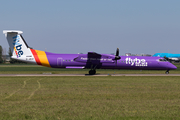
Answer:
[159,58,167,62]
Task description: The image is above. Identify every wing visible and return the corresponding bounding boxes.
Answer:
[74,52,115,63]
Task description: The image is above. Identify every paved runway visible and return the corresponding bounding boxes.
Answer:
[0,74,180,76]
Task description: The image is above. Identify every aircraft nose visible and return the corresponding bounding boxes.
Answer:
[168,64,177,70]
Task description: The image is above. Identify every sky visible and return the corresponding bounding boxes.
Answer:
[0,0,180,55]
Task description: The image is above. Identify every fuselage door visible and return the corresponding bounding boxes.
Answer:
[57,58,63,66]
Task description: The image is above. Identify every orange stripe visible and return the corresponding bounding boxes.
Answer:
[30,49,42,65]
[34,50,51,67]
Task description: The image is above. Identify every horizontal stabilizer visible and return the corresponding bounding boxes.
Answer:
[3,30,23,34]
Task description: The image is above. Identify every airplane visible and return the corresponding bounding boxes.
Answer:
[153,53,180,63]
[3,30,177,75]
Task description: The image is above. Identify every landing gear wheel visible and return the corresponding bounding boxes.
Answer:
[165,70,169,74]
[89,70,96,75]
[93,70,96,75]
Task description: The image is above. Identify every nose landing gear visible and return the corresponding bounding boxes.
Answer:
[165,70,169,74]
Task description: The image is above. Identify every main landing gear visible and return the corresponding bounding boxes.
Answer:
[89,64,97,75]
[165,70,169,74]
[89,70,96,75]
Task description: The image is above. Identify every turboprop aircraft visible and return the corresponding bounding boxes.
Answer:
[3,30,177,74]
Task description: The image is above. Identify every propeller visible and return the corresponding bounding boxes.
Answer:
[115,48,120,60]
[114,48,121,66]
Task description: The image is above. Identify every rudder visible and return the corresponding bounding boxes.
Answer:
[3,30,32,58]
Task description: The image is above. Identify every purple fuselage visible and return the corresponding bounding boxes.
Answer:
[45,52,177,70]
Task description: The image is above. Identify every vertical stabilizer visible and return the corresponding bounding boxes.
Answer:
[3,30,35,63]
[3,30,32,58]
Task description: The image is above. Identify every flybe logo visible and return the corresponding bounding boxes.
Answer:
[125,58,148,66]
[13,35,23,58]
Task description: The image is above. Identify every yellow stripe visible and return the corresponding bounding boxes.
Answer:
[35,50,51,67]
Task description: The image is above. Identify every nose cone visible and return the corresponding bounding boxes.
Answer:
[168,64,177,70]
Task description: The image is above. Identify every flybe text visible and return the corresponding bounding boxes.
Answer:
[13,35,23,57]
[125,58,148,66]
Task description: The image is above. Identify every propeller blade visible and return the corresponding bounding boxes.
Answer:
[116,48,119,56]
[114,48,121,67]
[114,48,121,60]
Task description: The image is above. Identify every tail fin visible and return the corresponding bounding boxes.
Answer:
[3,30,32,57]
[3,30,33,61]
[3,30,51,67]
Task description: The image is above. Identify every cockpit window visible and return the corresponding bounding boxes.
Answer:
[159,59,167,62]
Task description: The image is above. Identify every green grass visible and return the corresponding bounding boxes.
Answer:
[1,76,180,119]
[0,63,179,74]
